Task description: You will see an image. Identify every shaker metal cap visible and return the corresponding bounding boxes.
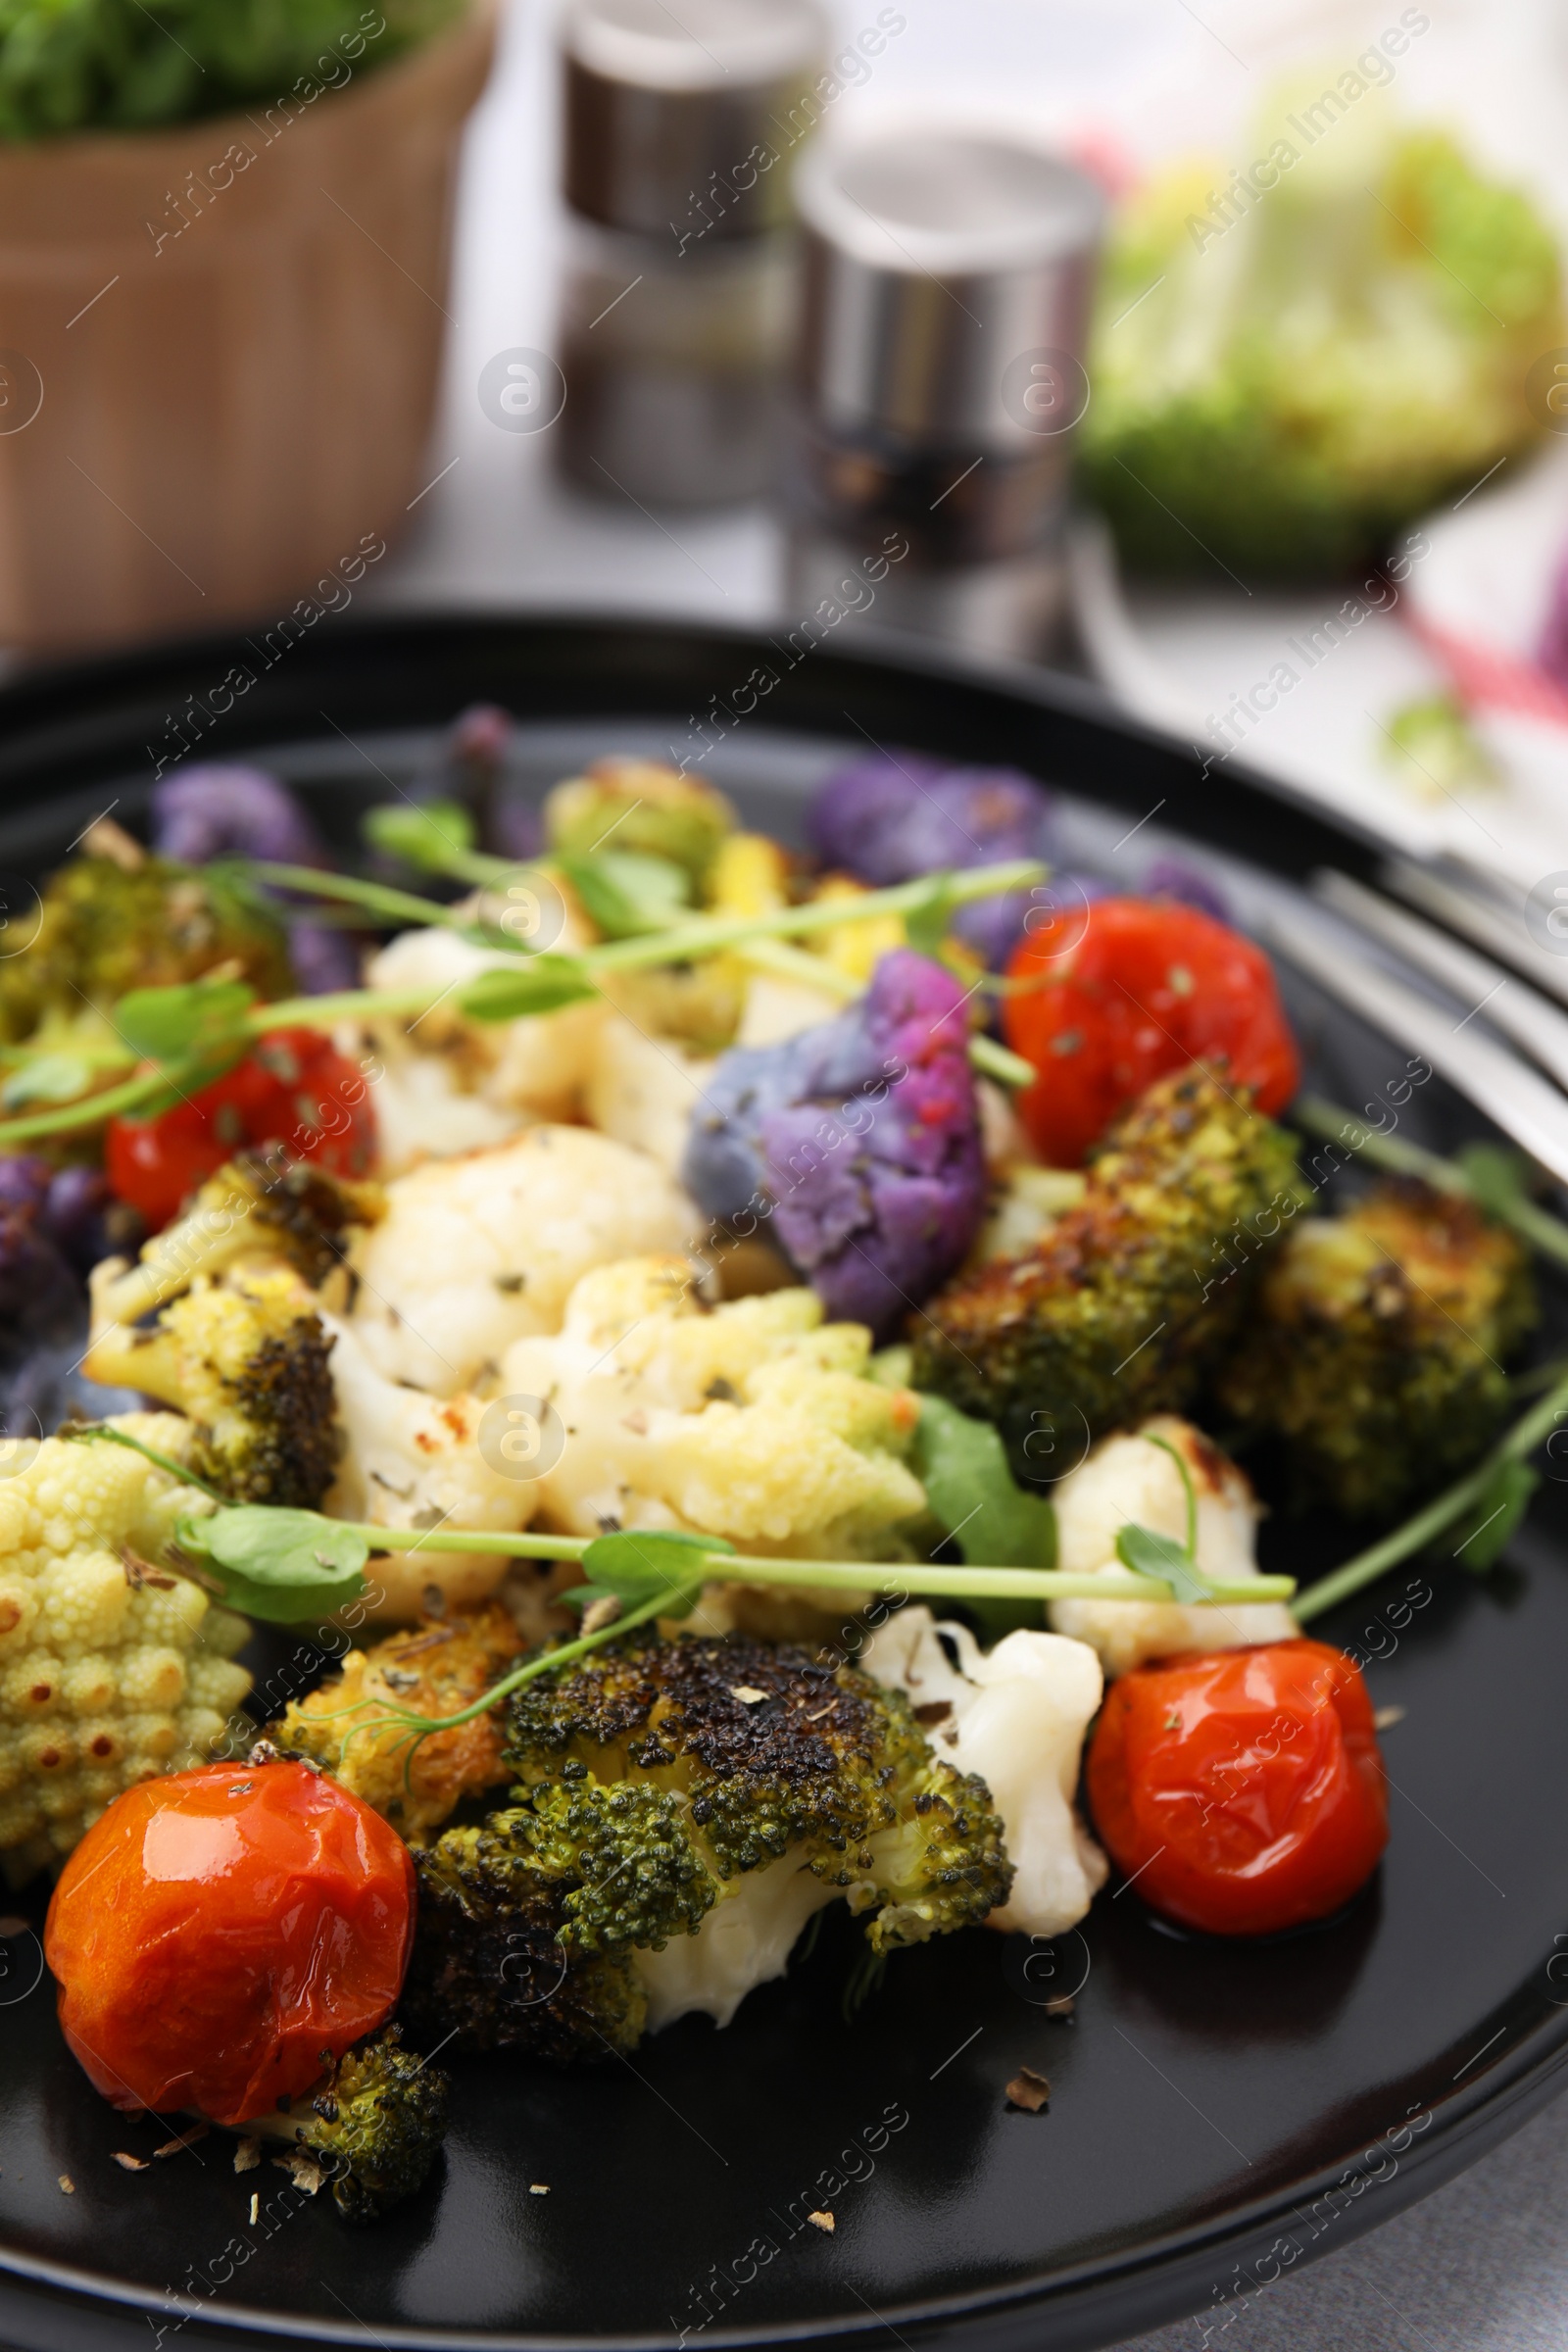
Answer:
[794,123,1105,450]
[563,0,830,238]
[564,0,826,93]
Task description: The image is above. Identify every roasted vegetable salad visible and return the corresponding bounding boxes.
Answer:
[2,722,1555,2228]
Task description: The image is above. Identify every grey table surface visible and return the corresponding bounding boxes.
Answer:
[1117,2088,1568,2352]
[351,3,1568,2342]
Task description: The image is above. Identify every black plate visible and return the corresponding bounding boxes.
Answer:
[0,613,1565,2352]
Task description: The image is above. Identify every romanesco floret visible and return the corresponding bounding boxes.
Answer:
[0,1413,251,1880]
[501,1256,926,1564]
[85,1264,342,1508]
[402,1628,1011,2058]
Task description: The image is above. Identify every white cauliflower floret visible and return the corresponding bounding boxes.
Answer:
[348,1126,702,1396]
[860,1606,1107,1936]
[322,1318,540,1621]
[1049,1415,1298,1677]
[584,1015,716,1176]
[501,1255,925,1558]
[363,916,606,1134]
[356,1033,523,1178]
[0,1414,253,1882]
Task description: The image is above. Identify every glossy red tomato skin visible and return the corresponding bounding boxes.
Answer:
[105,1030,376,1229]
[45,1762,414,2126]
[1003,896,1301,1164]
[1086,1641,1388,1938]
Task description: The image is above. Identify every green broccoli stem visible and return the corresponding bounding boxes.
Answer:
[1292,1371,1568,1623]
[1293,1096,1568,1272]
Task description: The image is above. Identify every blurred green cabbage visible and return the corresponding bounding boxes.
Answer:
[1080,96,1564,580]
[0,0,465,139]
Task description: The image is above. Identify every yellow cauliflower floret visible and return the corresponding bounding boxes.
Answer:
[501,1255,926,1561]
[0,1412,255,1883]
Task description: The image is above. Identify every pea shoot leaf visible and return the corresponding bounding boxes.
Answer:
[458,956,597,1021]
[1448,1458,1538,1574]
[363,801,475,871]
[1116,1523,1213,1603]
[1,1053,98,1109]
[178,1507,367,1622]
[569,1528,731,1619]
[556,850,690,940]
[911,1394,1056,1637]
[1453,1142,1532,1219]
[115,979,256,1065]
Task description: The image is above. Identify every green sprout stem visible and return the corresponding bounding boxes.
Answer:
[1294,1096,1568,1272]
[1145,1433,1199,1558]
[0,856,1051,1141]
[306,1526,1296,1605]
[1293,1370,1568,1622]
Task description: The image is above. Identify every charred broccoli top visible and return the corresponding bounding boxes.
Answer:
[1216,1178,1536,1517]
[259,2025,449,2224]
[912,1064,1302,1480]
[85,1264,343,1508]
[0,850,292,1046]
[403,1628,1010,2061]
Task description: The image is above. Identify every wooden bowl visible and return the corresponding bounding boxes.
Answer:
[0,4,495,655]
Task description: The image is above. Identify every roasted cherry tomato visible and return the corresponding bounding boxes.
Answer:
[45,1762,413,2126]
[105,1029,375,1229]
[1085,1641,1388,1937]
[1003,896,1300,1164]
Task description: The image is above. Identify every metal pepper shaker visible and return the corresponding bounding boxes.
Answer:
[557,0,831,509]
[783,124,1104,660]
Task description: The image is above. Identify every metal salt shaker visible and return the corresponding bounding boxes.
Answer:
[557,0,830,509]
[784,124,1104,660]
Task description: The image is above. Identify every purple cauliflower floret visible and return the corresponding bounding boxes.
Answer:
[808,755,1053,969]
[682,950,986,1341]
[0,1158,138,1298]
[152,764,325,867]
[150,762,359,994]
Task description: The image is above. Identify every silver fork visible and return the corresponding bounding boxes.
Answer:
[1382,858,1568,1014]
[1255,886,1568,1189]
[1313,869,1568,1095]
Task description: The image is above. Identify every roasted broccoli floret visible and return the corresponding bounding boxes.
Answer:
[911,1064,1302,1480]
[402,1628,1010,2059]
[85,1264,343,1508]
[543,759,735,888]
[0,847,292,1047]
[1081,118,1563,579]
[251,2025,449,2224]
[271,1603,527,1841]
[93,1149,383,1329]
[1216,1179,1536,1517]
